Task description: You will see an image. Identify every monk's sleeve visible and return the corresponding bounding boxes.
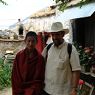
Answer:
[32,56,45,95]
[11,54,23,94]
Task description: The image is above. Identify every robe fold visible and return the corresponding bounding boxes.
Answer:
[12,48,45,95]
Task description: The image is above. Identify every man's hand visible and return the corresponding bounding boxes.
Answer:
[70,88,77,95]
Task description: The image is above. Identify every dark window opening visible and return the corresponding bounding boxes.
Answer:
[72,13,95,50]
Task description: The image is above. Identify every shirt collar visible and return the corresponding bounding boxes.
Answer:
[54,40,66,49]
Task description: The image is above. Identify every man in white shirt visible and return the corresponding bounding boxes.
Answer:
[42,22,81,95]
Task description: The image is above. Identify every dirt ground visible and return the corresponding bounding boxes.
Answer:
[0,87,12,95]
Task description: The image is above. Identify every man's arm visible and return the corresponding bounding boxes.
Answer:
[71,70,80,95]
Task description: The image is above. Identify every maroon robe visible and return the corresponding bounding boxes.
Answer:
[36,32,44,53]
[12,48,45,95]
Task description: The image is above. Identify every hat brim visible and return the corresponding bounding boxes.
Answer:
[62,29,69,34]
[49,29,69,35]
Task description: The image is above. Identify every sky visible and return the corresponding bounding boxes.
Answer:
[0,0,55,29]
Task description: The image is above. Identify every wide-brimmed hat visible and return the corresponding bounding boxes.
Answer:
[50,22,69,34]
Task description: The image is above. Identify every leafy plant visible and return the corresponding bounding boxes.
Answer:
[0,58,12,90]
[0,0,7,5]
[53,0,95,11]
[73,42,95,67]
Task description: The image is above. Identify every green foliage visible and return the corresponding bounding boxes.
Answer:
[58,3,67,11]
[74,42,95,67]
[53,0,95,11]
[0,0,8,5]
[74,42,89,66]
[0,58,12,90]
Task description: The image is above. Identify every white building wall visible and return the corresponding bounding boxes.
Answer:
[62,20,73,43]
[24,13,73,44]
[26,15,56,34]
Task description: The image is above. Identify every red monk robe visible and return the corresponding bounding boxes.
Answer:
[12,48,45,95]
[36,32,44,53]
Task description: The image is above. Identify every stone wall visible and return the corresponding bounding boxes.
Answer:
[0,39,25,57]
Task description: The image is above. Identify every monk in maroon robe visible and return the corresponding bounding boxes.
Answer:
[12,31,45,95]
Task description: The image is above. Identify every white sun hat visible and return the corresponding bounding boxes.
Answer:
[50,22,69,34]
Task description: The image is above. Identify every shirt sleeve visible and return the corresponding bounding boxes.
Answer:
[42,46,47,59]
[70,45,81,71]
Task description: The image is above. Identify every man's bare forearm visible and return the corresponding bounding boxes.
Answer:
[70,71,80,95]
[71,70,80,89]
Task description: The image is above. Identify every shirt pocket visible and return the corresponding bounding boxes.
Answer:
[57,58,66,70]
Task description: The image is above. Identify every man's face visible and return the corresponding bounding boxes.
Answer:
[25,36,37,50]
[51,31,65,46]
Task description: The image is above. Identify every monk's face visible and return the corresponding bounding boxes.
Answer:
[25,36,37,50]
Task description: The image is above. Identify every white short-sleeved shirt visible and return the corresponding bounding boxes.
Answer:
[42,41,81,95]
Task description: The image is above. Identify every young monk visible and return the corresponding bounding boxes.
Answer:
[11,31,45,95]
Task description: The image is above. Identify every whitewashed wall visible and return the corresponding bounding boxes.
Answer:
[25,15,56,33]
